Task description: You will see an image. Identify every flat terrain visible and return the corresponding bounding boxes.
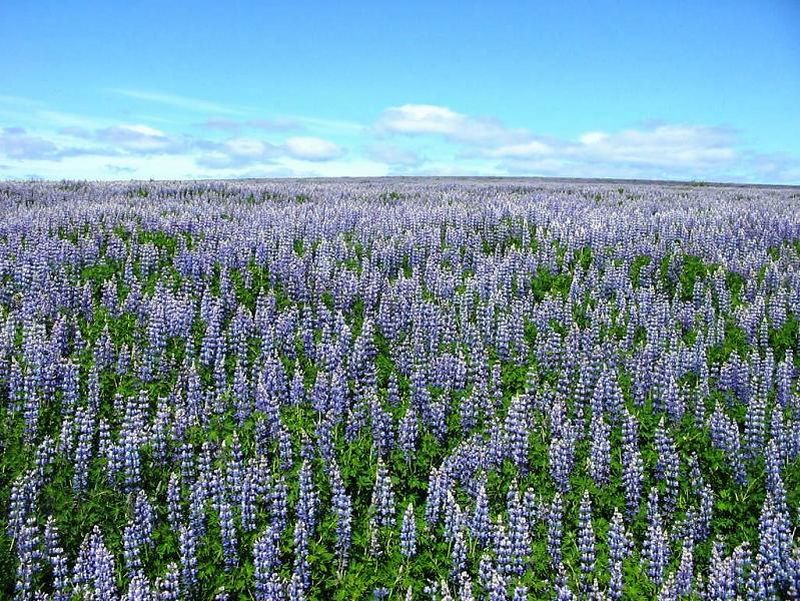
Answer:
[0,179,798,599]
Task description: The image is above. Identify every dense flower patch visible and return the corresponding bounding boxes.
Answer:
[0,179,799,600]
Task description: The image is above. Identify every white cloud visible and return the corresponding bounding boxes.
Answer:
[284,136,344,161]
[485,140,553,158]
[576,124,737,168]
[375,105,749,177]
[195,137,280,169]
[376,104,530,145]
[225,138,271,157]
[488,123,742,180]
[579,132,607,145]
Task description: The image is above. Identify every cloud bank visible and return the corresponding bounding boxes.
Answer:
[1,95,798,182]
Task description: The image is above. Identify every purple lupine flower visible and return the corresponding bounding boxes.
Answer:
[72,404,95,494]
[179,523,198,594]
[293,518,310,593]
[547,493,564,569]
[506,481,529,576]
[642,488,670,587]
[240,467,257,534]
[296,459,318,534]
[504,394,529,473]
[577,491,596,593]
[451,527,469,580]
[587,414,610,487]
[674,537,694,597]
[459,389,479,432]
[156,563,180,601]
[478,552,495,595]
[709,402,746,484]
[443,490,465,544]
[621,413,643,519]
[44,517,69,601]
[123,490,154,578]
[696,484,714,542]
[744,389,766,460]
[15,515,41,601]
[218,495,238,570]
[7,473,35,542]
[370,393,395,457]
[607,507,631,565]
[166,472,182,532]
[126,574,155,601]
[471,477,491,548]
[756,490,792,595]
[487,564,507,601]
[493,518,513,576]
[555,581,576,601]
[400,503,417,560]
[254,525,282,600]
[455,571,474,601]
[398,405,419,461]
[370,459,396,531]
[134,489,155,542]
[787,545,800,599]
[77,526,118,601]
[123,522,143,578]
[329,461,352,567]
[270,474,289,536]
[511,586,527,601]
[655,420,680,515]
[372,587,390,601]
[606,509,633,601]
[764,438,787,508]
[608,558,623,601]
[548,434,574,493]
[224,433,245,507]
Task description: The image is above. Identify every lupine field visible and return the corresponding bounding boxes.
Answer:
[1,178,800,601]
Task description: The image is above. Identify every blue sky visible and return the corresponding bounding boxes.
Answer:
[1,0,799,182]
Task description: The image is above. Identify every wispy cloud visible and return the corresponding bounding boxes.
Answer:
[58,123,186,156]
[247,118,304,132]
[291,116,365,135]
[0,95,47,109]
[0,127,60,160]
[95,124,181,153]
[201,118,242,132]
[110,89,244,115]
[198,117,305,133]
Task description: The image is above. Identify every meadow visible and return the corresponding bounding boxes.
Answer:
[0,179,798,600]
